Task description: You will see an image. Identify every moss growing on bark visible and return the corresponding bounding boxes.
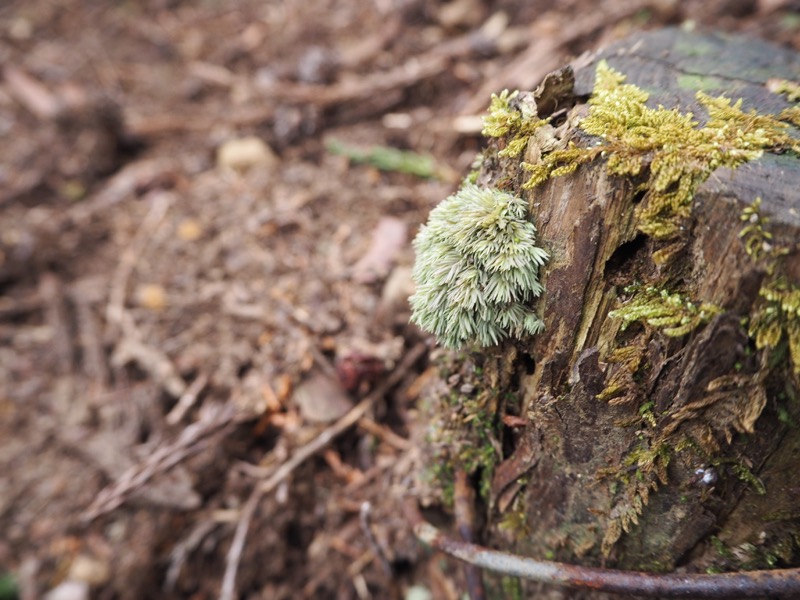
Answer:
[523,61,799,239]
[482,90,549,158]
[609,285,722,338]
[416,50,800,567]
[749,281,800,377]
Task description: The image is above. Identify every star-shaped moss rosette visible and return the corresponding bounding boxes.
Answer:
[410,183,548,349]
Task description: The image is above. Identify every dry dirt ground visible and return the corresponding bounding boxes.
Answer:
[1,1,799,599]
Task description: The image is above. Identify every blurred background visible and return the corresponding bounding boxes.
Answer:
[1,1,798,598]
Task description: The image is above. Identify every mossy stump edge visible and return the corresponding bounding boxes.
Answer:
[413,28,800,591]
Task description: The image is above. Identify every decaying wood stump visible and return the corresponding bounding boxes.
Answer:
[414,28,800,592]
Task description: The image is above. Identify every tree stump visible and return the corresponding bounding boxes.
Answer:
[414,28,800,593]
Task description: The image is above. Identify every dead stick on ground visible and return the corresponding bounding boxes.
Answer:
[82,402,235,522]
[405,500,800,598]
[219,342,427,600]
[167,372,210,425]
[105,190,188,397]
[359,501,391,576]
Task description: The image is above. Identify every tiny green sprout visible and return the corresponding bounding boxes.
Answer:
[410,183,548,349]
[325,138,439,178]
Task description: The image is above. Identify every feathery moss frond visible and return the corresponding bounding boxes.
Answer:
[749,281,800,376]
[609,285,722,338]
[523,61,800,239]
[482,90,549,158]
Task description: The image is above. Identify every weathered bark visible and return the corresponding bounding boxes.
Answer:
[418,28,800,595]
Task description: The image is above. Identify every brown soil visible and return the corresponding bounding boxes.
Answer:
[1,1,798,599]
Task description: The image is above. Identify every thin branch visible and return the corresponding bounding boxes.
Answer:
[405,499,800,598]
[166,372,209,425]
[359,502,391,576]
[82,402,235,522]
[219,343,427,600]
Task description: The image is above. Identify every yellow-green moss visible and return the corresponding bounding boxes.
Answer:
[483,90,549,158]
[498,494,530,537]
[580,65,797,549]
[609,285,722,338]
[769,78,800,102]
[596,344,644,404]
[523,61,799,239]
[739,197,783,264]
[472,61,799,558]
[599,441,671,555]
[780,105,800,127]
[749,281,800,376]
[714,458,767,495]
[737,195,800,378]
[500,576,523,600]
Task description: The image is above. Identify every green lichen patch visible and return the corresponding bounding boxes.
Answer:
[609,285,722,338]
[410,183,548,350]
[523,61,799,239]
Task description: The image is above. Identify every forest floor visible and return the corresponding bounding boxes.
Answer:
[1,1,798,599]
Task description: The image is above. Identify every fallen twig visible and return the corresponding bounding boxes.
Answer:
[106,190,173,334]
[219,342,427,600]
[165,519,219,592]
[166,373,210,425]
[71,281,111,386]
[405,499,800,598]
[39,273,74,376]
[82,402,236,522]
[359,502,391,576]
[4,66,62,119]
[357,417,411,451]
[105,190,188,398]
